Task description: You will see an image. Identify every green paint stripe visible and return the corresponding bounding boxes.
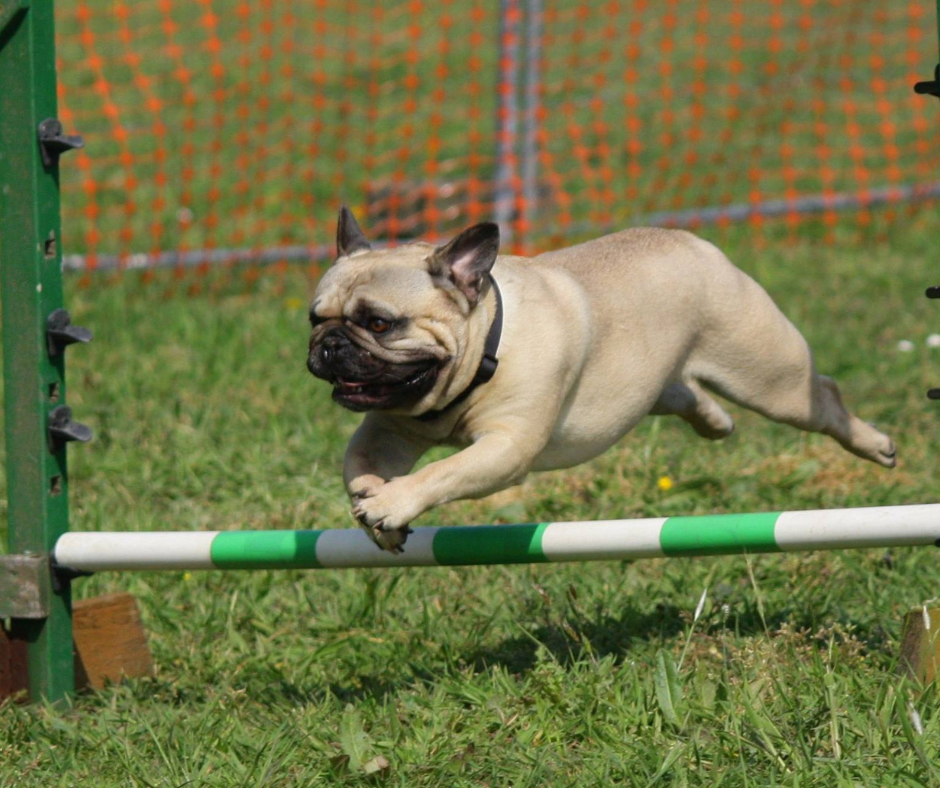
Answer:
[210,530,322,569]
[432,523,549,566]
[659,512,782,556]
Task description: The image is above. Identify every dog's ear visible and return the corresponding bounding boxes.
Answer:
[428,222,500,306]
[336,205,371,258]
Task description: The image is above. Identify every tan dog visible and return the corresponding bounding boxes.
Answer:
[307,207,895,552]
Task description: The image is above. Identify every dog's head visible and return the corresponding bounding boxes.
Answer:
[307,206,500,414]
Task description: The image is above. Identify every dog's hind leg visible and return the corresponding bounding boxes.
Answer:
[694,318,896,467]
[651,381,735,440]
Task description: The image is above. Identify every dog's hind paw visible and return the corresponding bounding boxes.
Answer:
[844,421,897,468]
[876,438,897,468]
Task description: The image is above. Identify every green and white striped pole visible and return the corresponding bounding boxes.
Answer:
[53,504,940,572]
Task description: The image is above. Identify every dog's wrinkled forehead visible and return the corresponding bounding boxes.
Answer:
[313,244,437,317]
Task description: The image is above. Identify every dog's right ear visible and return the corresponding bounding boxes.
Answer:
[336,205,372,258]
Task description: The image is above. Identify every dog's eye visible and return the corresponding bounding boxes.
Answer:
[368,317,392,334]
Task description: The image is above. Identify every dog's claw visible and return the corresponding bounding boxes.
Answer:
[351,499,412,553]
[354,515,410,553]
[373,523,410,554]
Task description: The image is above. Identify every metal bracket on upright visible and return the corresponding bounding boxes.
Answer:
[47,406,93,453]
[914,64,940,100]
[37,118,83,168]
[0,0,29,37]
[46,308,92,356]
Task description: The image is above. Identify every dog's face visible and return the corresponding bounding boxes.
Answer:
[307,207,499,414]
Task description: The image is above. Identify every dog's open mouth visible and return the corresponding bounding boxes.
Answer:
[332,361,439,411]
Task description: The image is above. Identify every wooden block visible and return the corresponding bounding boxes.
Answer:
[899,606,940,684]
[0,624,29,702]
[73,592,153,690]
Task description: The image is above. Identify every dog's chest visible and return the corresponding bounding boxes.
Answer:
[531,418,645,472]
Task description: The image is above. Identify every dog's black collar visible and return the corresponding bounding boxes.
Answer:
[417,276,503,422]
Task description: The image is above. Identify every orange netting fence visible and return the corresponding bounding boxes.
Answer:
[52,0,939,276]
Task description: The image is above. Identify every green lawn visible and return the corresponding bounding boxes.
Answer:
[2,0,940,782]
[2,210,940,785]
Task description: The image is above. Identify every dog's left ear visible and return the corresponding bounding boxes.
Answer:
[428,222,500,306]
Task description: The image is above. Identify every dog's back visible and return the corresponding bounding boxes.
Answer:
[519,227,895,470]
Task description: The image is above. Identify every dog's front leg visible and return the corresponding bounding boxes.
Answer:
[352,429,538,550]
[344,415,430,552]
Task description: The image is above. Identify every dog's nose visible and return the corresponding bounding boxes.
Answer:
[321,334,341,364]
[319,332,347,367]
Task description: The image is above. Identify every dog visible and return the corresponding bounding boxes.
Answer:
[307,207,896,552]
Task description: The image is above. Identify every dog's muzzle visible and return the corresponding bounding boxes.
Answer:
[309,330,388,381]
[307,329,440,412]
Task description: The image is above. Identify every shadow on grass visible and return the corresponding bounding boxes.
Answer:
[466,600,895,675]
[467,604,687,674]
[161,598,896,708]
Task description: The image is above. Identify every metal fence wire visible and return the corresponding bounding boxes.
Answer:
[47,0,940,277]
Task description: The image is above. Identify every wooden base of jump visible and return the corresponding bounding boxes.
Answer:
[1,593,152,702]
[900,606,940,684]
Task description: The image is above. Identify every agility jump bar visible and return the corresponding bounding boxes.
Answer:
[52,504,940,572]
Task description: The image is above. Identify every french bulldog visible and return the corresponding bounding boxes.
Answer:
[307,207,896,552]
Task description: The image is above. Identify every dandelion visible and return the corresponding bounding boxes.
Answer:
[657,475,674,492]
[285,297,304,310]
[183,572,192,582]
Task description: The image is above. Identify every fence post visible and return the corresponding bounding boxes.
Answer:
[936,0,940,64]
[494,0,521,248]
[521,0,542,247]
[0,0,83,702]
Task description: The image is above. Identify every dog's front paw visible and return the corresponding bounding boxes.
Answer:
[357,519,413,553]
[352,480,419,554]
[348,474,386,502]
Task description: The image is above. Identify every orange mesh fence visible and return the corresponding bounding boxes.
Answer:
[47,0,940,277]
[528,0,940,247]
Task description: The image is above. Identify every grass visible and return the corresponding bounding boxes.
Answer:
[2,0,940,783]
[2,210,940,785]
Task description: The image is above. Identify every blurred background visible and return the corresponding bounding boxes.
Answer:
[53,0,938,281]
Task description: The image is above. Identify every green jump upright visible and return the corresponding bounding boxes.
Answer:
[0,0,90,702]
